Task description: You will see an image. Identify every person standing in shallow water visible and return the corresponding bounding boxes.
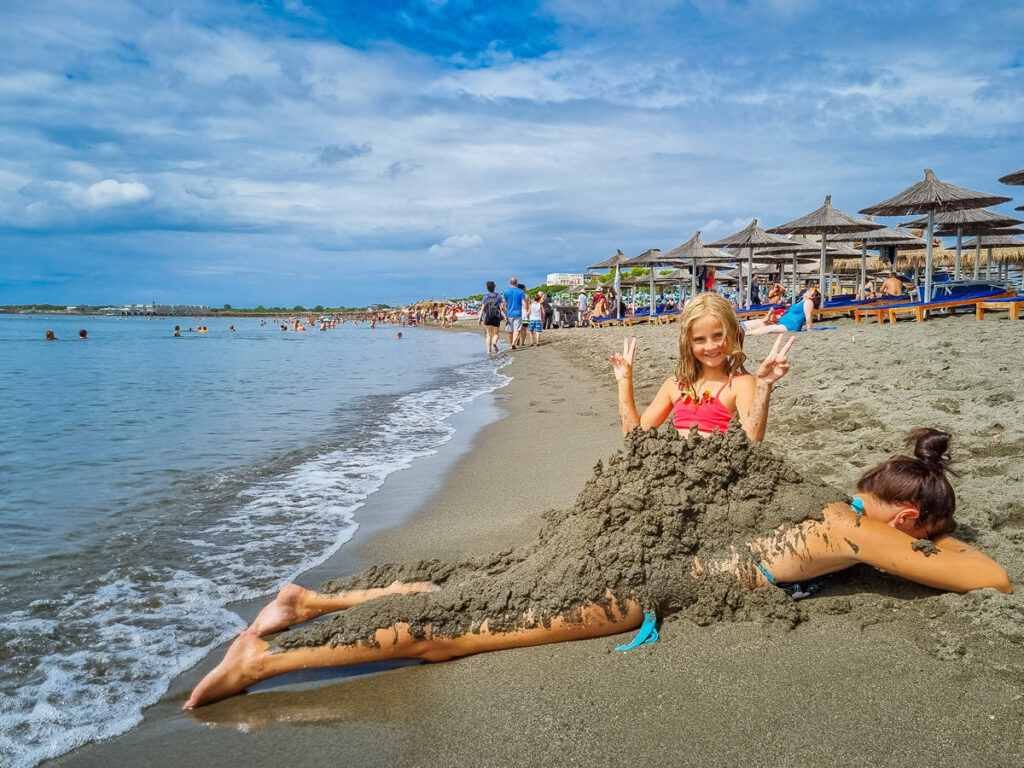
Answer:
[183,428,1010,709]
[611,292,794,441]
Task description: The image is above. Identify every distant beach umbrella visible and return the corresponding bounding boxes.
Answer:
[587,249,634,319]
[840,218,927,289]
[709,219,796,308]
[998,169,1024,186]
[658,231,734,299]
[620,248,671,314]
[768,196,883,299]
[898,208,1021,279]
[961,234,1024,281]
[860,169,1011,301]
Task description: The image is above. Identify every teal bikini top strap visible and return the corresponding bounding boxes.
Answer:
[846,494,865,516]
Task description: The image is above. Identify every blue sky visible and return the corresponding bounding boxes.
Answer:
[1,0,1022,306]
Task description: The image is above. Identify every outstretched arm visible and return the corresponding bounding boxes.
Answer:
[734,335,795,441]
[611,338,674,435]
[841,513,1011,594]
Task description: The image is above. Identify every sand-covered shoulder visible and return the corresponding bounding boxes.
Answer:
[52,316,1024,768]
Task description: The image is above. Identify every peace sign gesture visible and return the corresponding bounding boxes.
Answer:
[755,335,795,385]
[611,337,637,382]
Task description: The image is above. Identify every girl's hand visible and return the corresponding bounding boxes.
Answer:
[756,335,795,385]
[611,337,637,382]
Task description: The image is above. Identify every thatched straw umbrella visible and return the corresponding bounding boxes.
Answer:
[899,208,1021,280]
[998,169,1024,186]
[839,216,926,290]
[753,236,852,300]
[620,248,668,315]
[709,219,798,308]
[587,249,635,319]
[768,195,883,298]
[860,169,1011,302]
[658,231,733,300]
[962,234,1024,282]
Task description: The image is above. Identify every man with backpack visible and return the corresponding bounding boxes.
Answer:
[479,280,504,354]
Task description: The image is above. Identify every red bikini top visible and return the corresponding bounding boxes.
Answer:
[672,377,736,433]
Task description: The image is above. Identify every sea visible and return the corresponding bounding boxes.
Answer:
[0,314,509,768]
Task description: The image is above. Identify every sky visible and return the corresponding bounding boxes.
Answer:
[1,0,1023,307]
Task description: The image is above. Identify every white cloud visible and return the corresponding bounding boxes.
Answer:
[81,179,153,208]
[428,234,484,254]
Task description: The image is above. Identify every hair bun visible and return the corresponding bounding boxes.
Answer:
[905,428,952,471]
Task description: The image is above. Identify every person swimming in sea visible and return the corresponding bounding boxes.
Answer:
[183,427,1010,709]
[611,292,795,441]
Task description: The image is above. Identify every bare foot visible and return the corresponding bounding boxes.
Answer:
[184,631,266,709]
[249,583,311,636]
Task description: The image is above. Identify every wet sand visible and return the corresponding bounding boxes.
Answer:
[51,315,1024,767]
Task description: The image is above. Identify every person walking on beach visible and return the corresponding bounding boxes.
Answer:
[577,291,588,326]
[502,278,526,349]
[611,292,795,441]
[528,291,546,346]
[479,281,504,354]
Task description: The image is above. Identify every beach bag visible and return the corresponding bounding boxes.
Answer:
[483,295,502,323]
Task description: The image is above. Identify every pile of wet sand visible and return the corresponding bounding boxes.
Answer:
[270,425,840,651]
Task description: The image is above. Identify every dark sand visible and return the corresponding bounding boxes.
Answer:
[51,316,1024,767]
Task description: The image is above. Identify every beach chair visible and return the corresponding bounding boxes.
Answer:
[975,296,1024,321]
[622,308,652,327]
[591,315,622,328]
[653,309,681,325]
[855,289,1015,324]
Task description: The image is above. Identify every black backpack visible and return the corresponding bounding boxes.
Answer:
[483,295,502,323]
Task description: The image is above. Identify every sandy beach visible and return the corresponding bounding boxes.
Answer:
[51,313,1024,768]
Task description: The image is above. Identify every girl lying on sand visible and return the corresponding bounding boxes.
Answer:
[612,292,796,440]
[185,428,1010,709]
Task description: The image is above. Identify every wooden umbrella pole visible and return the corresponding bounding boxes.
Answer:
[974,242,981,279]
[860,242,867,295]
[818,235,827,295]
[986,247,993,280]
[924,210,935,303]
[746,250,753,308]
[791,253,797,302]
[954,227,963,281]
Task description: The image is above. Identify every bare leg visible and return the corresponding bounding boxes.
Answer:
[744,323,786,336]
[185,594,644,709]
[249,581,438,636]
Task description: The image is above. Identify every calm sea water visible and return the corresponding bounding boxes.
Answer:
[0,315,508,768]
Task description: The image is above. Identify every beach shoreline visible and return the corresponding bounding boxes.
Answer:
[50,315,1024,768]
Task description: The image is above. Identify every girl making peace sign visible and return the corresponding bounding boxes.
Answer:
[612,292,795,441]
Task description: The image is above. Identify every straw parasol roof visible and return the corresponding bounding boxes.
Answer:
[708,219,800,307]
[860,169,1011,216]
[962,234,1024,249]
[899,207,1021,234]
[998,169,1024,186]
[768,197,883,295]
[587,249,633,271]
[860,170,1012,302]
[659,231,733,262]
[770,195,882,235]
[657,230,734,296]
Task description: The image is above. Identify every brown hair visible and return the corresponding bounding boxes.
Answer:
[856,428,957,537]
[674,293,746,387]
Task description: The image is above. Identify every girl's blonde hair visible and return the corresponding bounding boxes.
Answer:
[674,293,747,386]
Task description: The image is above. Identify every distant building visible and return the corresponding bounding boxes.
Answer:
[109,303,210,316]
[546,272,585,286]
